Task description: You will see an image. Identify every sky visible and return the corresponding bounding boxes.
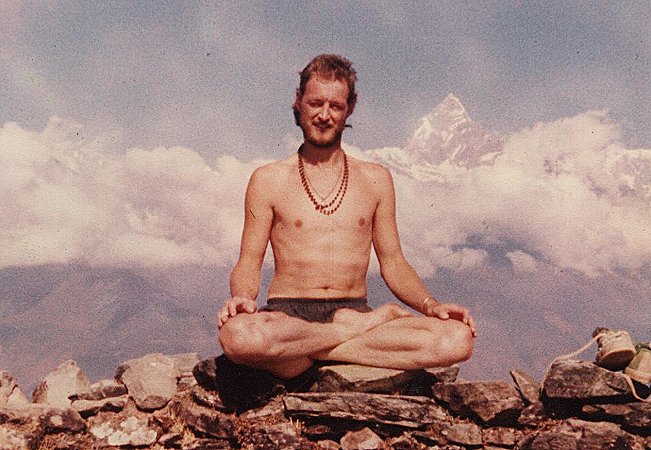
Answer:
[1,2,651,381]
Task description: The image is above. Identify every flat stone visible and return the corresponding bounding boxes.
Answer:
[72,379,127,401]
[240,396,285,421]
[116,353,180,411]
[542,359,633,408]
[582,402,651,436]
[431,381,524,425]
[32,360,91,407]
[284,392,447,428]
[312,364,419,394]
[71,395,128,418]
[340,427,383,450]
[510,369,541,403]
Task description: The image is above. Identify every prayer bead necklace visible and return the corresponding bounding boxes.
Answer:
[297,148,349,216]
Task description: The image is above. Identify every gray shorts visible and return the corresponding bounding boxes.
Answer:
[261,298,371,323]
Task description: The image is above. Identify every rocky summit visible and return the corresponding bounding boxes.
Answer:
[1,353,650,449]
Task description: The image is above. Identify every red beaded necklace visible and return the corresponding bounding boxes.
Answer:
[297,147,349,216]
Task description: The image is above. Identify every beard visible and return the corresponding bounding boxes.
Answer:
[301,121,345,149]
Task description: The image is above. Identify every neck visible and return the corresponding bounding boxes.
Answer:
[299,142,344,166]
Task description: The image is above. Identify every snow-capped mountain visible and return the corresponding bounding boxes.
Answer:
[365,94,503,180]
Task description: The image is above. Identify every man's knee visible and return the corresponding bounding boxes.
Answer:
[218,313,272,363]
[441,321,474,363]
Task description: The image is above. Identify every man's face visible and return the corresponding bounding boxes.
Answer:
[295,76,353,149]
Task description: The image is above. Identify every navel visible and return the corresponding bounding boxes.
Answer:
[295,219,303,228]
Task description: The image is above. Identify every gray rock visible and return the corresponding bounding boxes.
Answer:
[340,427,383,450]
[71,395,128,418]
[169,352,201,377]
[428,420,483,447]
[88,411,159,447]
[246,422,307,450]
[116,353,180,411]
[32,360,91,407]
[518,418,645,450]
[191,384,225,410]
[312,364,419,393]
[542,359,633,407]
[0,372,29,407]
[483,426,525,447]
[40,407,86,433]
[518,401,553,428]
[0,426,34,450]
[510,369,541,403]
[582,402,651,436]
[284,392,447,428]
[72,379,127,401]
[315,439,340,449]
[431,380,524,425]
[167,391,235,439]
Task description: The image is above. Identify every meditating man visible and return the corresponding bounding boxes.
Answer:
[218,54,476,383]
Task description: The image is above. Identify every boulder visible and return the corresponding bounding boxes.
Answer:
[542,359,634,409]
[115,353,180,411]
[32,360,91,407]
[431,380,524,425]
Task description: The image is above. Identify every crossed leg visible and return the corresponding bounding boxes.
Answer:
[218,303,474,379]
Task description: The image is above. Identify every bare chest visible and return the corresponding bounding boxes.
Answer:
[269,174,377,240]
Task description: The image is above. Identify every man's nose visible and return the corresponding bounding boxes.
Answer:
[318,105,331,120]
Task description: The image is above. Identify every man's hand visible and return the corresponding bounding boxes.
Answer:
[217,296,257,328]
[424,302,477,337]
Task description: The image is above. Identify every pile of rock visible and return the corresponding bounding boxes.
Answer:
[1,352,650,449]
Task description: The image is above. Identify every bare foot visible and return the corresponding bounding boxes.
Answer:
[332,303,413,338]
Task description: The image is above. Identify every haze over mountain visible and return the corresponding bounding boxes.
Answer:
[1,95,649,388]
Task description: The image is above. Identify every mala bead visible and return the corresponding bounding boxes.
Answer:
[298,147,349,216]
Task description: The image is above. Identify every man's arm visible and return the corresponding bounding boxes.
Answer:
[371,166,476,334]
[217,166,274,328]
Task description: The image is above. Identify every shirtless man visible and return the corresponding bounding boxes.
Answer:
[218,54,475,381]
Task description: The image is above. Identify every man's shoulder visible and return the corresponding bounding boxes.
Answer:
[251,155,296,180]
[349,156,392,181]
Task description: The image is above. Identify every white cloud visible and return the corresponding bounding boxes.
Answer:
[383,109,651,278]
[2,108,649,279]
[0,118,269,269]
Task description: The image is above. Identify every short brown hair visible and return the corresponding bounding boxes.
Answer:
[293,54,358,126]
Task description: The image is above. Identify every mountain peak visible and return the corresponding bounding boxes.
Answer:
[396,94,502,168]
